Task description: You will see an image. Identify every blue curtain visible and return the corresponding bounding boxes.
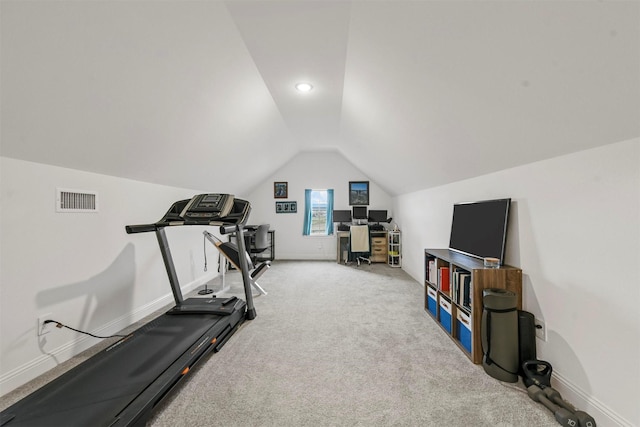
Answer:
[326,189,334,235]
[303,189,312,235]
[303,189,334,236]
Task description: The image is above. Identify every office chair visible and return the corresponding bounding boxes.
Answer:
[349,224,371,266]
[248,224,271,264]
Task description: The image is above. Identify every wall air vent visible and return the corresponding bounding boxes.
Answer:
[56,188,99,213]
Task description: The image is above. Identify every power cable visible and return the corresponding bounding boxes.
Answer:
[43,320,128,339]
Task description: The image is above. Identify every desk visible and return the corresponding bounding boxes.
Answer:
[255,230,275,261]
[336,230,387,264]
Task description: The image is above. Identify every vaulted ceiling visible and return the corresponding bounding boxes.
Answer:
[2,1,638,196]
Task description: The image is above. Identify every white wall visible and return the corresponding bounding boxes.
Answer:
[246,150,393,260]
[4,140,638,426]
[394,139,640,427]
[0,157,222,394]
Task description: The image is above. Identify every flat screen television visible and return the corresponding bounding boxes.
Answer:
[448,198,511,265]
[333,210,351,223]
[352,206,367,219]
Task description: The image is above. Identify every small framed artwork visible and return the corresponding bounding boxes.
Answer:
[276,201,297,213]
[274,182,288,198]
[349,181,369,206]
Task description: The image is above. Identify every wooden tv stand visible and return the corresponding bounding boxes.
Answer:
[424,249,522,364]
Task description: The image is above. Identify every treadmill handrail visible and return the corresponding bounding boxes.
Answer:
[126,224,157,234]
[125,221,230,234]
[219,224,238,235]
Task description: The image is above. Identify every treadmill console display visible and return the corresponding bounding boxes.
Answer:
[126,193,250,234]
[180,193,234,220]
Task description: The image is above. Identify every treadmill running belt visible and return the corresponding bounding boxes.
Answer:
[1,312,239,427]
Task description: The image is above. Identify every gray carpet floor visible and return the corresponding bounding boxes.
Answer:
[1,261,558,426]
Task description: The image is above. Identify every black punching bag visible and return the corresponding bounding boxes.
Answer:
[481,289,519,383]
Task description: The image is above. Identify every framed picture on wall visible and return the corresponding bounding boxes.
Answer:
[274,182,288,198]
[349,181,369,205]
[276,201,297,213]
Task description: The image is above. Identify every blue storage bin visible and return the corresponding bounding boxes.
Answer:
[438,297,452,334]
[427,286,438,318]
[456,310,472,353]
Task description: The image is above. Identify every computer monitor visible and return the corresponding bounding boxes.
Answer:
[352,206,367,220]
[368,210,388,223]
[332,210,351,223]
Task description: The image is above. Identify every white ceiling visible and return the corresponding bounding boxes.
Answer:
[2,1,638,196]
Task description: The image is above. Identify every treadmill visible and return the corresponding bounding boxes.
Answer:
[1,194,257,427]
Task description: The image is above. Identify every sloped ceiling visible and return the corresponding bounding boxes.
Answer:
[2,1,638,196]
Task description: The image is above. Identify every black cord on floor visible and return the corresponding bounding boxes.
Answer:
[43,320,128,339]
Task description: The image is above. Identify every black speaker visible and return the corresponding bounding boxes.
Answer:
[518,310,537,377]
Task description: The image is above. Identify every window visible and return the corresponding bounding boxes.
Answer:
[303,189,334,236]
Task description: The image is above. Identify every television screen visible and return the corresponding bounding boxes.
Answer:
[368,210,387,222]
[449,198,511,264]
[352,206,367,219]
[333,210,351,223]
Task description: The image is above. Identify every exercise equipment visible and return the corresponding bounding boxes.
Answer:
[543,388,597,427]
[0,194,258,427]
[197,230,215,295]
[523,360,597,427]
[527,384,579,426]
[522,359,553,388]
[203,230,269,296]
[480,300,597,427]
[481,288,519,382]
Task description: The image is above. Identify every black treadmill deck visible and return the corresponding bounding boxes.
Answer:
[1,299,245,427]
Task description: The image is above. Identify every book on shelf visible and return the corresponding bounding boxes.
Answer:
[452,268,459,304]
[428,259,436,284]
[439,266,450,293]
[462,274,471,309]
[452,268,471,309]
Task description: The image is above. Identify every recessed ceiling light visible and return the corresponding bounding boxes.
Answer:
[295,82,313,93]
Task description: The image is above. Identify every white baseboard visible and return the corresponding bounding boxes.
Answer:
[552,371,633,427]
[0,272,216,397]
